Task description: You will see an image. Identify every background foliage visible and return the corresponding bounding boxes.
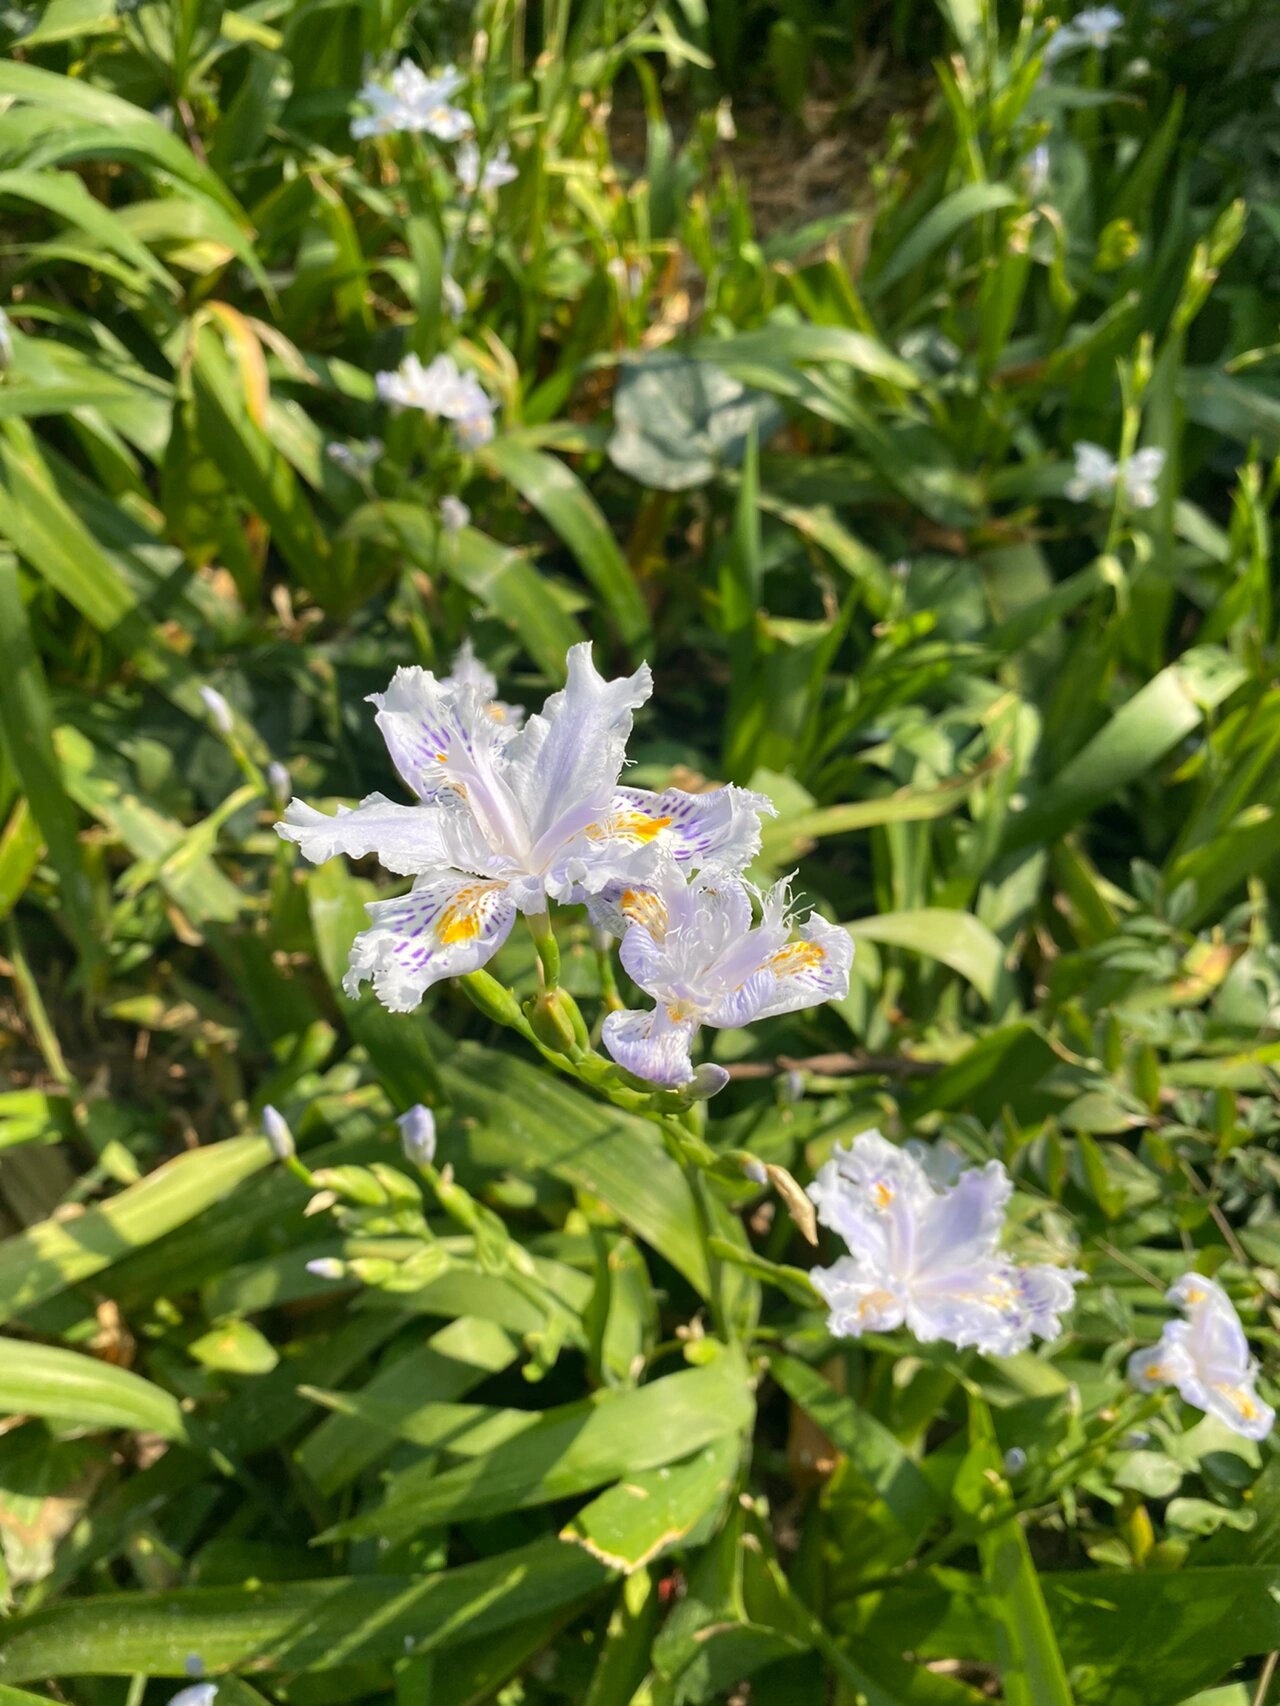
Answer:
[1,0,1280,1701]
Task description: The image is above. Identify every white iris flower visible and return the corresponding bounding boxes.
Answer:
[278,646,772,1012]
[375,353,496,449]
[1045,5,1124,62]
[591,864,852,1088]
[1066,441,1164,510]
[351,62,471,142]
[457,139,518,194]
[1129,1274,1274,1442]
[808,1132,1081,1355]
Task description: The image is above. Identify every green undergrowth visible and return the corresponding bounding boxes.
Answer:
[0,0,1278,1701]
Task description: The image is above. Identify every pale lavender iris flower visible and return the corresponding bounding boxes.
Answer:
[1129,1274,1274,1441]
[595,865,852,1088]
[457,139,518,194]
[808,1132,1080,1355]
[351,62,471,142]
[1044,5,1124,62]
[375,352,496,448]
[1066,441,1164,510]
[278,646,763,1012]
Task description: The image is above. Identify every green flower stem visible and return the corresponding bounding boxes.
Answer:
[281,1152,319,1192]
[525,910,561,989]
[877,1389,1167,1588]
[595,936,624,1013]
[457,968,738,1339]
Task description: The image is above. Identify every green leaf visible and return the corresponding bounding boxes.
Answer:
[0,168,177,296]
[964,1394,1073,1706]
[296,1317,519,1495]
[608,355,782,491]
[560,1434,740,1572]
[847,909,1004,1002]
[1042,1568,1280,1706]
[755,488,893,608]
[0,1341,187,1440]
[0,798,45,926]
[326,1352,753,1543]
[0,1538,610,1681]
[905,1024,1059,1121]
[700,323,921,390]
[0,1686,83,1706]
[0,1136,272,1326]
[441,1043,716,1298]
[55,726,247,926]
[757,761,1002,867]
[12,0,120,45]
[0,421,148,635]
[770,1354,943,1551]
[1008,647,1247,850]
[482,437,652,649]
[187,1318,280,1375]
[191,327,332,600]
[0,61,246,220]
[369,502,585,682]
[0,561,96,965]
[870,183,1019,294]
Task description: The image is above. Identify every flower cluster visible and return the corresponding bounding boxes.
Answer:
[349,59,518,204]
[1067,441,1164,510]
[276,645,1275,1428]
[350,59,516,449]
[375,352,496,449]
[1129,1274,1274,1441]
[277,643,850,1086]
[804,1134,1274,1442]
[808,1132,1081,1356]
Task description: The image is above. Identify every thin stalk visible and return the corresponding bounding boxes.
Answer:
[525,911,561,989]
[5,916,73,1090]
[1253,1652,1278,1706]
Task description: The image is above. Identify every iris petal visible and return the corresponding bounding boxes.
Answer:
[602,1006,699,1088]
[505,643,652,846]
[610,782,775,872]
[344,872,515,1012]
[276,792,450,876]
